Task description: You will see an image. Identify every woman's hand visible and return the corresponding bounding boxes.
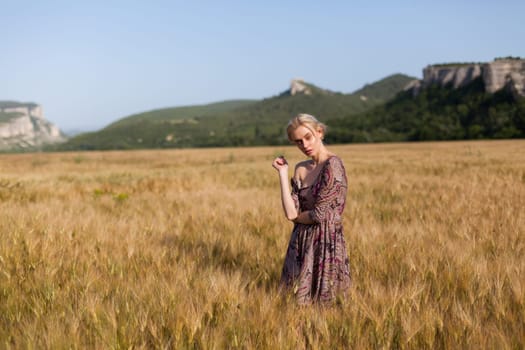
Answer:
[272,156,289,172]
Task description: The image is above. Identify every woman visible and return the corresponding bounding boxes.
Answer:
[272,114,351,304]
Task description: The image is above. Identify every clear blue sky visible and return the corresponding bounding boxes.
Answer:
[2,0,524,131]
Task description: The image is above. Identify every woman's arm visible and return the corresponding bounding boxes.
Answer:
[273,157,299,221]
[292,210,315,224]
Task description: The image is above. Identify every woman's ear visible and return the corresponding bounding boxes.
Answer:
[318,128,324,140]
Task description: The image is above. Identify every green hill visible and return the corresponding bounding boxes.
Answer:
[108,100,258,128]
[326,77,525,143]
[56,74,415,150]
[352,74,417,100]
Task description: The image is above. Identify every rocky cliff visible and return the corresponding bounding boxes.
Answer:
[289,79,312,95]
[0,101,66,150]
[280,78,335,97]
[483,59,525,95]
[406,58,525,98]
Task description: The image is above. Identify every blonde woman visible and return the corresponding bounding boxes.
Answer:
[272,114,351,304]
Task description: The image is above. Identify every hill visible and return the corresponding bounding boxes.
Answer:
[56,74,415,150]
[327,78,525,143]
[109,100,258,128]
[325,58,525,143]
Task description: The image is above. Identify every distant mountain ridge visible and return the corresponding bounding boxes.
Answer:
[0,101,66,151]
[57,74,415,150]
[327,57,525,143]
[9,58,524,152]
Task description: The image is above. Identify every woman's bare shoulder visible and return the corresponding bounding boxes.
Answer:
[293,160,312,181]
[295,160,313,170]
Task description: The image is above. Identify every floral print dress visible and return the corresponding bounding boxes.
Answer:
[280,156,351,304]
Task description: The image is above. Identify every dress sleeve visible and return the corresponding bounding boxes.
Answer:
[309,157,347,223]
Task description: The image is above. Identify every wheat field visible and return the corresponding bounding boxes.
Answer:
[0,140,524,349]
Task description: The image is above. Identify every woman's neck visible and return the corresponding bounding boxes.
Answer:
[311,147,331,165]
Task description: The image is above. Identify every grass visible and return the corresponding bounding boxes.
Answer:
[0,140,524,348]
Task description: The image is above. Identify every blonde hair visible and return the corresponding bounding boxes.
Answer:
[286,113,327,140]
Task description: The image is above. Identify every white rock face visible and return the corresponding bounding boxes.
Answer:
[483,59,525,95]
[409,59,525,97]
[290,78,312,96]
[0,102,66,150]
[422,64,483,89]
[403,79,422,95]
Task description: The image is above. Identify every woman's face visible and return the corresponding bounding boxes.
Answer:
[289,125,323,157]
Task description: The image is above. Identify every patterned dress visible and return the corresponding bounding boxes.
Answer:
[280,155,351,304]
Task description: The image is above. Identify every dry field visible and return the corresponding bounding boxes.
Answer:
[0,140,524,349]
